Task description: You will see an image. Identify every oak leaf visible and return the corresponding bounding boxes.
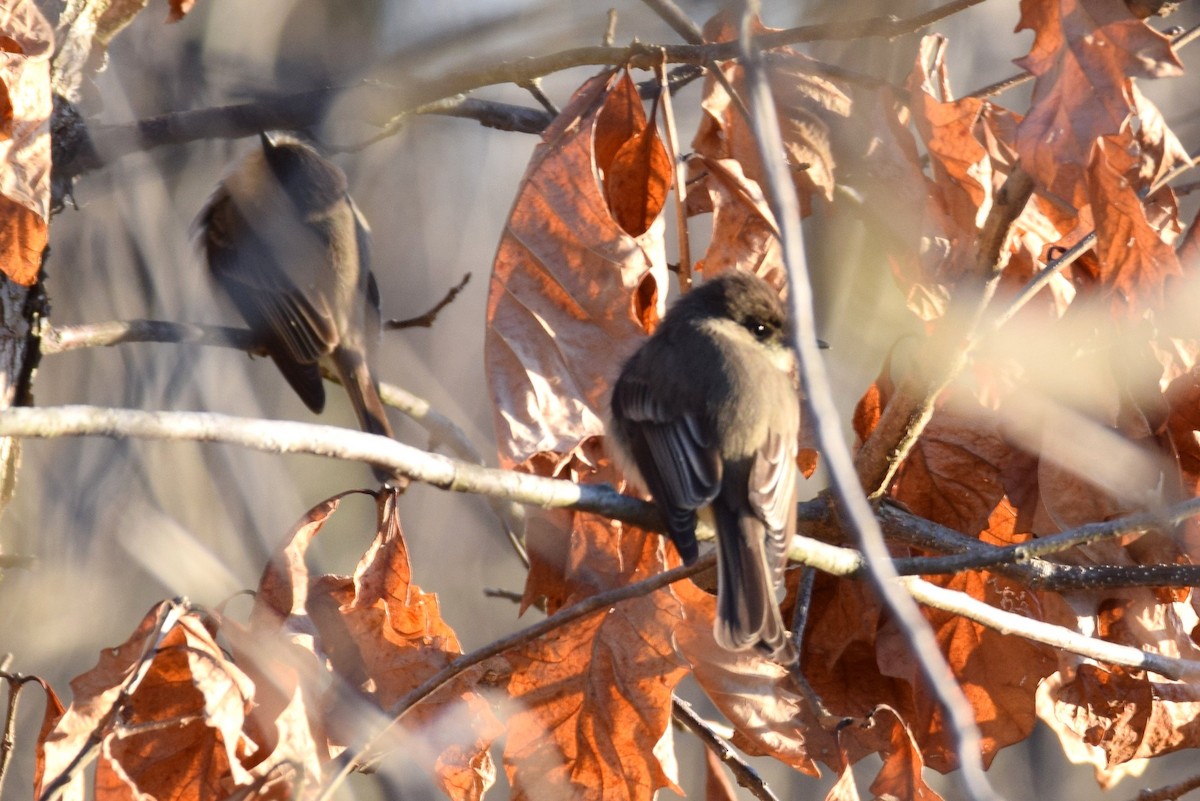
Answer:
[690,11,850,213]
[1015,0,1183,209]
[0,0,50,285]
[502,503,688,801]
[37,603,258,801]
[249,490,500,801]
[485,69,668,470]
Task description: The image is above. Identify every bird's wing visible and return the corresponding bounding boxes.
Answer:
[711,425,798,659]
[202,187,339,366]
[612,373,721,563]
[748,421,800,582]
[200,188,334,411]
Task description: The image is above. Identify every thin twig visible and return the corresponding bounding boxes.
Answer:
[315,558,711,801]
[517,79,559,117]
[384,273,472,330]
[671,697,781,801]
[641,0,704,44]
[874,499,1200,591]
[735,8,1001,801]
[41,317,482,459]
[483,587,524,603]
[1136,772,1200,801]
[603,9,619,47]
[0,670,38,797]
[655,55,693,291]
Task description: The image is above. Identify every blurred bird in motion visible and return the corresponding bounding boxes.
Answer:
[198,132,394,482]
[609,271,800,661]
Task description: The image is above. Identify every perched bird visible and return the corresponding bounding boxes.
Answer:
[198,132,394,481]
[609,272,800,660]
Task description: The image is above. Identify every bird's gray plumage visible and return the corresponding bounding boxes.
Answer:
[199,133,393,479]
[609,272,800,660]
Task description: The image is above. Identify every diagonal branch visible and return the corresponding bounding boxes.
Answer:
[671,697,780,801]
[734,7,1002,801]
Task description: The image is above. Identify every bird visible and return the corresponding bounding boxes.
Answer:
[608,271,800,661]
[198,132,394,481]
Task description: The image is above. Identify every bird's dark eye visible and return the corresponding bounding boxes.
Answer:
[746,319,772,341]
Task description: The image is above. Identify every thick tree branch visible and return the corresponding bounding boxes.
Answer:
[3,407,1196,689]
[0,405,662,530]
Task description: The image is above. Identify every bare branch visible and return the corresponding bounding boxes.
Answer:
[384,273,472,330]
[905,576,1200,681]
[734,9,1001,801]
[64,0,994,180]
[40,320,260,355]
[41,319,481,461]
[0,405,661,530]
[641,0,704,44]
[671,697,781,801]
[5,406,1198,692]
[1135,772,1200,801]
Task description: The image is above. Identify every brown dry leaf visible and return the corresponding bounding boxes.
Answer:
[245,491,499,800]
[1038,579,1200,785]
[1038,663,1200,788]
[1085,133,1183,314]
[1165,364,1200,505]
[904,35,1080,311]
[249,491,356,629]
[255,491,497,800]
[315,491,501,800]
[674,577,835,775]
[38,603,258,801]
[888,401,1012,537]
[691,11,850,212]
[485,69,668,470]
[503,506,688,801]
[31,677,66,799]
[803,574,895,726]
[823,753,860,801]
[689,155,785,289]
[877,565,1058,771]
[1015,0,1183,209]
[0,0,50,285]
[863,707,944,801]
[907,36,993,244]
[596,71,671,238]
